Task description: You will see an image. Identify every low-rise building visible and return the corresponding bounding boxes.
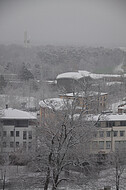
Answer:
[56,71,122,93]
[59,91,107,114]
[0,107,37,153]
[90,114,126,154]
[39,98,72,126]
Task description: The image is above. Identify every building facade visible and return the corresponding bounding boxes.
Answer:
[0,107,37,153]
[59,92,107,114]
[91,114,126,154]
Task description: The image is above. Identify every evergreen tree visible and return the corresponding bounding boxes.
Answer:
[19,63,34,81]
[0,75,7,93]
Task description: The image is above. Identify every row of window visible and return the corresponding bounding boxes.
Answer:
[3,120,28,127]
[97,121,126,128]
[94,130,125,138]
[92,141,111,150]
[2,119,36,126]
[3,141,32,149]
[92,140,126,150]
[0,131,32,140]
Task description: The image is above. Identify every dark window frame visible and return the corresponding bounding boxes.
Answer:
[10,131,14,137]
[16,131,20,137]
[23,131,27,140]
[120,131,125,137]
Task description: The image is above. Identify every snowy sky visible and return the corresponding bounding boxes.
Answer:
[0,0,126,47]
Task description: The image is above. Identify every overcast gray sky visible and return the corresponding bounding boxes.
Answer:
[0,0,126,47]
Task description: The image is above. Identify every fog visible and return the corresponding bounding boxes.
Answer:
[0,0,126,47]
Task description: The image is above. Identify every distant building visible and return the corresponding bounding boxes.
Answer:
[39,91,107,127]
[39,98,71,126]
[56,70,123,93]
[118,104,126,114]
[56,72,85,93]
[0,106,37,153]
[59,91,107,114]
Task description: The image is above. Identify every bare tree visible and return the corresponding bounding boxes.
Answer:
[28,94,98,190]
[110,149,126,190]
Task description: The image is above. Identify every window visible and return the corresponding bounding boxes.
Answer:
[23,131,27,140]
[10,142,14,148]
[10,131,14,137]
[106,141,111,149]
[16,131,19,137]
[120,131,125,137]
[28,131,32,139]
[106,131,111,137]
[99,141,104,149]
[16,142,19,147]
[120,121,126,126]
[3,142,6,148]
[15,120,28,127]
[115,141,126,150]
[114,131,118,137]
[106,121,115,127]
[99,131,104,138]
[3,131,7,137]
[3,120,14,125]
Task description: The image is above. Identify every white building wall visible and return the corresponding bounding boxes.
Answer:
[0,125,36,153]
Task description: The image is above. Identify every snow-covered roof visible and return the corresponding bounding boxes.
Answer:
[56,70,122,81]
[1,108,37,120]
[60,91,107,97]
[87,114,126,121]
[110,100,126,113]
[39,98,72,110]
[106,82,122,86]
[79,70,121,79]
[56,72,83,80]
[118,105,126,110]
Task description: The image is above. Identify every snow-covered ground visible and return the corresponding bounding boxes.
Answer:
[2,166,126,190]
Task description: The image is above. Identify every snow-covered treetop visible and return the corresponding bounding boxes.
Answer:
[39,98,73,111]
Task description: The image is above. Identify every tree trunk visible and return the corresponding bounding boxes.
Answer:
[44,167,50,190]
[52,174,59,190]
[2,173,6,190]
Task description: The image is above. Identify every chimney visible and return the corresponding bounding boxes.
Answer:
[6,104,8,109]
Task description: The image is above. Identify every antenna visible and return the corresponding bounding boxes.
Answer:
[24,30,30,48]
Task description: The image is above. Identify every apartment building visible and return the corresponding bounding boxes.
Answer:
[0,107,37,153]
[90,114,126,154]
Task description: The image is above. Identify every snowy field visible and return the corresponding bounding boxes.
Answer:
[1,165,126,189]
